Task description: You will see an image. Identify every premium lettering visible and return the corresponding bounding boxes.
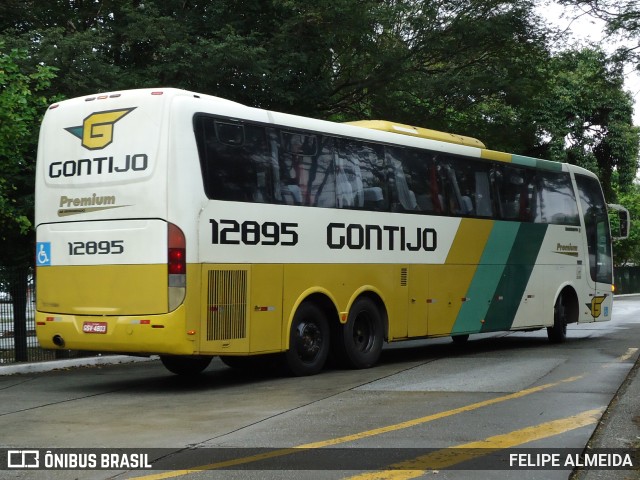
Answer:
[59,194,116,208]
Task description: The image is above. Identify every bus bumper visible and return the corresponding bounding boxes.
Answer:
[35,306,195,355]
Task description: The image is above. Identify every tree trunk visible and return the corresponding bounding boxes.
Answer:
[9,266,29,362]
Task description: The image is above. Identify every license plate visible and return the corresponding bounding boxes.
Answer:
[83,321,107,334]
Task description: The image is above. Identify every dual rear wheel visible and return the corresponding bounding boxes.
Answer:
[161,296,385,377]
[285,297,384,376]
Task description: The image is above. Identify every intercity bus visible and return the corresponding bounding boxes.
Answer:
[34,88,629,376]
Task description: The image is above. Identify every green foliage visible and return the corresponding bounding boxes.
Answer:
[0,44,57,263]
[0,0,638,265]
[612,183,640,266]
[530,48,639,200]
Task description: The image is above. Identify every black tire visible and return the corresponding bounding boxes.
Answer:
[451,334,469,345]
[547,294,568,343]
[284,302,330,376]
[335,297,384,369]
[160,355,212,376]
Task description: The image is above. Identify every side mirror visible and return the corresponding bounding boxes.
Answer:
[608,204,630,240]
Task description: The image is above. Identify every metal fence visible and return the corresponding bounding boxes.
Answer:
[0,265,43,364]
[0,265,96,365]
[614,266,640,295]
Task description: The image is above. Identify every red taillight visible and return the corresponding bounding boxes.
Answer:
[168,223,186,275]
[168,248,186,274]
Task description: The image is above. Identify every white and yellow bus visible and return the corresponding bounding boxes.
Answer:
[35,88,629,376]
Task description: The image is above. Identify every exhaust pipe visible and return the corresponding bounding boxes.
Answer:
[52,335,65,348]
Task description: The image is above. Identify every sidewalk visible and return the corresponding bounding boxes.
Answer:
[572,355,640,480]
[0,354,155,375]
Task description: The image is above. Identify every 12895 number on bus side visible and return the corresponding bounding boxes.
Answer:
[210,219,299,246]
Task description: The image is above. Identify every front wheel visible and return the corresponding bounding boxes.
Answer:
[334,297,384,369]
[547,295,568,343]
[160,355,212,376]
[284,302,330,376]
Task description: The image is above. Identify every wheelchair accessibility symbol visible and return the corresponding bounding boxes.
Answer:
[36,242,51,266]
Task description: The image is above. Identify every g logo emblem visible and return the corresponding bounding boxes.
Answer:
[65,108,136,150]
[588,295,607,318]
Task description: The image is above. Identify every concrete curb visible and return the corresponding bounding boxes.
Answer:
[571,355,640,480]
[0,355,157,376]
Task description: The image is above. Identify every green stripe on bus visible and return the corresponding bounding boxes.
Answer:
[511,155,537,168]
[451,222,519,335]
[512,154,563,172]
[480,223,548,332]
[536,158,563,171]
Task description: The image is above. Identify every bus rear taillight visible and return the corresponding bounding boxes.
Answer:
[168,223,186,311]
[168,248,185,274]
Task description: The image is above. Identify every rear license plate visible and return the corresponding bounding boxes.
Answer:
[83,321,107,334]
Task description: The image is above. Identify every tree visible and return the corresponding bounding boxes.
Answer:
[612,183,640,266]
[1,0,637,194]
[362,0,553,148]
[0,45,56,242]
[530,47,639,200]
[558,0,640,56]
[0,44,57,360]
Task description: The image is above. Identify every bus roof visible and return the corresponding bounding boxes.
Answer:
[345,120,486,149]
[43,87,584,177]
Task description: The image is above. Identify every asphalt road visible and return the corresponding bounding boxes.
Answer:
[1,297,639,480]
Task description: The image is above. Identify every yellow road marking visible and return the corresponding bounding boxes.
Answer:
[345,408,604,480]
[129,343,637,479]
[617,347,638,363]
[131,375,583,480]
[603,347,639,368]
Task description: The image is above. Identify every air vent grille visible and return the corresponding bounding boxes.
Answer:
[207,269,247,340]
[400,268,408,287]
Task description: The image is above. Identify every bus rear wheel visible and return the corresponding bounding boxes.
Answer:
[335,297,383,369]
[285,302,330,376]
[160,355,212,376]
[547,294,568,343]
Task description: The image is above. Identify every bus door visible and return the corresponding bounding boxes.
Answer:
[574,174,614,322]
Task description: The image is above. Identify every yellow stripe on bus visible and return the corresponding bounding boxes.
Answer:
[481,149,512,163]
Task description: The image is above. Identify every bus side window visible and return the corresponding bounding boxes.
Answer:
[436,155,495,218]
[575,174,613,284]
[244,124,276,203]
[335,139,387,210]
[494,165,534,222]
[193,116,274,203]
[279,132,335,208]
[386,146,432,213]
[335,140,363,208]
[533,171,580,225]
[359,143,388,211]
[439,158,467,216]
